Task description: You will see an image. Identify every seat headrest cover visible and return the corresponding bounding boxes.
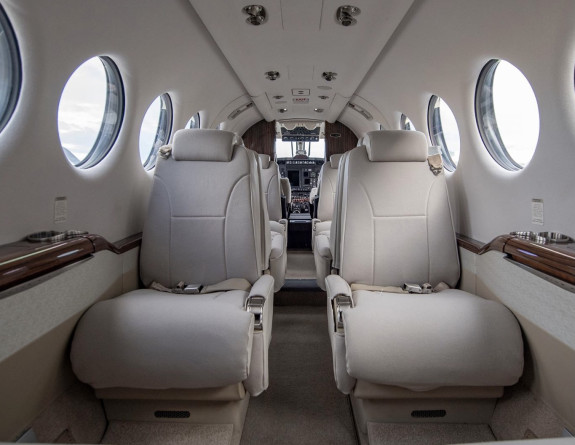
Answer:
[258,154,271,169]
[172,129,235,162]
[364,130,428,162]
[330,153,343,169]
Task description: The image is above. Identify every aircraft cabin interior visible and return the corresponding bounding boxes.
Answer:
[1,1,575,444]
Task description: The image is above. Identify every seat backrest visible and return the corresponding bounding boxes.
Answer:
[335,130,460,287]
[316,154,342,221]
[258,154,282,221]
[280,177,291,204]
[140,129,269,287]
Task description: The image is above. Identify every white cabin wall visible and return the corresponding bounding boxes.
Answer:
[0,0,247,245]
[356,0,575,243]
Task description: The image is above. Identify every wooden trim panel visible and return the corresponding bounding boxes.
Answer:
[0,233,142,292]
[457,233,575,286]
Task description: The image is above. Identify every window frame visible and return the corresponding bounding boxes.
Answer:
[0,4,22,134]
[59,56,125,169]
[400,114,415,131]
[427,95,459,172]
[141,93,173,170]
[186,112,201,129]
[475,59,538,171]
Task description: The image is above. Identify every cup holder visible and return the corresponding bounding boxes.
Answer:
[510,231,572,244]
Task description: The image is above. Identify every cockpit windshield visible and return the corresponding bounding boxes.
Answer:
[275,139,325,159]
[275,120,325,159]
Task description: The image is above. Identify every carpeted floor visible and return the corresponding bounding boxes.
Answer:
[367,422,495,445]
[285,250,316,280]
[101,421,233,445]
[241,306,358,445]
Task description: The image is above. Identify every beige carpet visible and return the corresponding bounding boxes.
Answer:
[367,423,495,445]
[101,421,233,445]
[285,251,316,279]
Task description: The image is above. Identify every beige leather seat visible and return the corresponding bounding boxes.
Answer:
[326,131,524,440]
[312,154,342,289]
[280,177,291,217]
[70,130,274,443]
[258,154,287,292]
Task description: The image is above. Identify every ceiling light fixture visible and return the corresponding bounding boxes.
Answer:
[273,95,284,100]
[336,5,361,27]
[242,5,267,26]
[318,95,329,100]
[278,108,288,113]
[322,71,337,82]
[314,108,324,113]
[265,70,280,81]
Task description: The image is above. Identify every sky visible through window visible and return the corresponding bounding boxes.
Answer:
[276,139,325,159]
[58,57,107,164]
[492,61,539,167]
[437,98,460,166]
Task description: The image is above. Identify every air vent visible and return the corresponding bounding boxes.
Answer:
[242,5,267,26]
[155,410,191,419]
[265,71,280,81]
[322,72,337,82]
[411,410,446,418]
[336,5,361,27]
[330,133,341,138]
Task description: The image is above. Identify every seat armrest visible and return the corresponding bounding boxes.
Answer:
[325,275,351,300]
[312,218,321,232]
[325,275,353,333]
[270,220,286,234]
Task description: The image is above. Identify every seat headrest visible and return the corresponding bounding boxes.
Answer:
[172,129,235,162]
[258,154,271,169]
[364,130,428,162]
[330,153,343,169]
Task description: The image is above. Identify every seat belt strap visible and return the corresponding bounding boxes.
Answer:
[350,282,450,294]
[150,277,252,294]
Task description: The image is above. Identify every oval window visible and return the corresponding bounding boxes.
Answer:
[428,96,460,171]
[401,114,415,131]
[476,59,539,170]
[139,94,173,169]
[0,4,21,133]
[186,112,200,129]
[57,56,124,168]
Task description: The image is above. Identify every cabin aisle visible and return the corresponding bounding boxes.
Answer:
[241,305,358,445]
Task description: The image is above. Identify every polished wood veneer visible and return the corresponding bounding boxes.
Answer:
[457,233,575,286]
[0,233,142,292]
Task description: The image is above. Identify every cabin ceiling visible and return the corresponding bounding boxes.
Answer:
[188,0,414,124]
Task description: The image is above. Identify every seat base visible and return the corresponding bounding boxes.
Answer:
[104,395,250,445]
[350,394,497,445]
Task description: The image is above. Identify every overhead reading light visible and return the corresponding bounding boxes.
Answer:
[228,102,254,120]
[322,71,337,82]
[314,108,324,113]
[273,95,284,100]
[348,102,373,120]
[336,5,361,26]
[318,95,329,100]
[278,108,288,113]
[242,5,267,26]
[265,70,280,81]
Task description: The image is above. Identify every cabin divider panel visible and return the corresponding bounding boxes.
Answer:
[242,120,276,157]
[325,121,358,159]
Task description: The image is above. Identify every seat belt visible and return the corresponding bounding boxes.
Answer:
[150,277,252,294]
[350,282,450,294]
[427,153,443,176]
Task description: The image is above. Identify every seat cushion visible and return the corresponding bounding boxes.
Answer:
[343,289,524,391]
[71,289,254,390]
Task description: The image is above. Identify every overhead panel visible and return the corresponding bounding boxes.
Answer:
[188,0,415,122]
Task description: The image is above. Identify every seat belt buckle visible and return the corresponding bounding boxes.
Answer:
[174,282,203,294]
[402,283,422,293]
